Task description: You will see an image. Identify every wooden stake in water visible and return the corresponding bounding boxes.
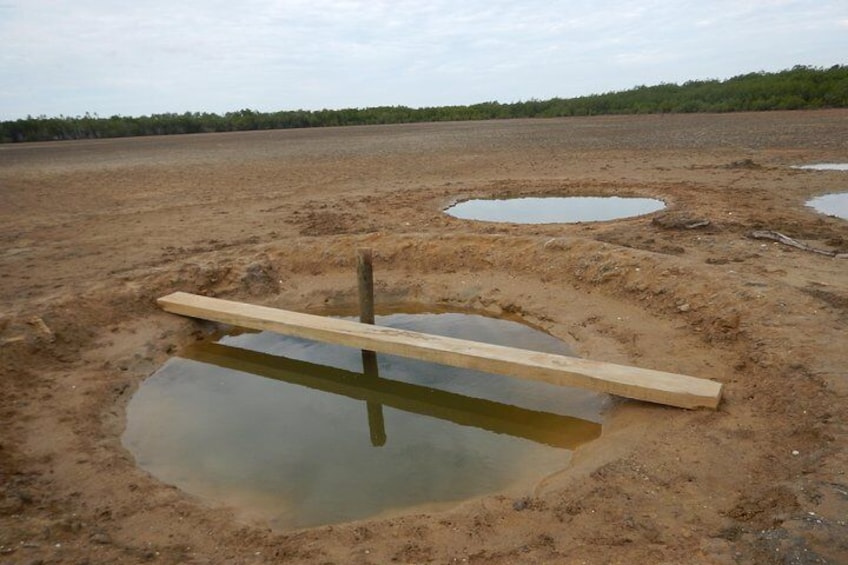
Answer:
[357,248,386,446]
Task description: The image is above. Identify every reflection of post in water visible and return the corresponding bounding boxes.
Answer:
[362,350,386,446]
[358,248,387,447]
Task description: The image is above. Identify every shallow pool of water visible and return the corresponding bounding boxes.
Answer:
[807,192,848,220]
[793,163,848,171]
[123,313,605,530]
[445,196,665,223]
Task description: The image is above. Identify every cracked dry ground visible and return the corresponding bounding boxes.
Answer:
[1,110,847,564]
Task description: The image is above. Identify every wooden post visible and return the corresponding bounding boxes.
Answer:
[357,248,375,325]
[357,248,386,445]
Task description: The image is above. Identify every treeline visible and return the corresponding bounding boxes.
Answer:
[3,65,847,143]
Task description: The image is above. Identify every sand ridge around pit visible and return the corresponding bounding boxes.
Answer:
[1,110,847,564]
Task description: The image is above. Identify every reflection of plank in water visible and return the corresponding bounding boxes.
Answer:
[158,292,723,409]
[184,341,602,450]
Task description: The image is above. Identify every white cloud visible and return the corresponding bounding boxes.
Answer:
[0,0,845,119]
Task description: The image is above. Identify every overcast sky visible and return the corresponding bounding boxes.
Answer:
[1,0,845,120]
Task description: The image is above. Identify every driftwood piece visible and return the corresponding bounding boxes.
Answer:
[748,231,848,258]
[652,212,711,230]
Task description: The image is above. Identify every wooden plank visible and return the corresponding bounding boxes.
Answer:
[157,291,723,409]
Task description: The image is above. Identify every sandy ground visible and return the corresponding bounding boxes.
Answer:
[1,110,847,564]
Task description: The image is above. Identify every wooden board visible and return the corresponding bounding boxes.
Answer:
[157,292,723,409]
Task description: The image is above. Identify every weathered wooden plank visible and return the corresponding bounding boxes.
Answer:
[157,291,723,409]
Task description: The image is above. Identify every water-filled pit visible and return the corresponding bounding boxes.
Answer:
[124,313,606,530]
[445,196,666,223]
[792,163,848,171]
[807,192,848,220]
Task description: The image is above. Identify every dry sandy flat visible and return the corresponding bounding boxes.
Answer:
[1,110,847,564]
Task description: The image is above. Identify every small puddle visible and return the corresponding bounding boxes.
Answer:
[123,313,605,530]
[445,196,666,223]
[807,193,848,220]
[792,163,848,171]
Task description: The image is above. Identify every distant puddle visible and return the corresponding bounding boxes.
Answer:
[792,163,848,171]
[807,193,848,220]
[445,196,665,223]
[123,313,605,530]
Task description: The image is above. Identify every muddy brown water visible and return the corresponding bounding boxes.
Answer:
[123,313,607,530]
[445,196,666,223]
